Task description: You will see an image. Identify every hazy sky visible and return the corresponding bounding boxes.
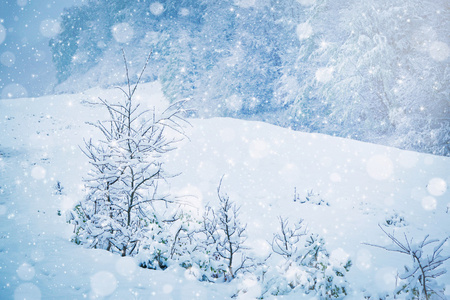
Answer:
[0,0,85,99]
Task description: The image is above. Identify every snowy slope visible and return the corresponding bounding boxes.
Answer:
[1,82,449,299]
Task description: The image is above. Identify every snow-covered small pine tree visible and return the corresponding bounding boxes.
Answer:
[366,226,450,299]
[269,217,351,298]
[194,177,251,281]
[271,217,307,259]
[138,212,198,270]
[70,51,188,257]
[184,205,228,281]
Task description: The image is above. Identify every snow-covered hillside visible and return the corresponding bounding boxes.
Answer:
[1,82,449,299]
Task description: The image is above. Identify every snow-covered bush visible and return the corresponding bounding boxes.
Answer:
[137,212,198,270]
[366,226,450,299]
[189,178,252,282]
[293,188,330,206]
[267,217,351,298]
[53,181,65,195]
[172,205,230,282]
[135,220,171,270]
[384,211,408,228]
[69,52,188,257]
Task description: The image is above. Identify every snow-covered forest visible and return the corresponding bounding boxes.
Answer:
[0,0,449,299]
[47,0,450,156]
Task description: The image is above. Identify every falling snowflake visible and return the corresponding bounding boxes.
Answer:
[315,67,334,83]
[16,263,35,281]
[1,83,28,99]
[235,0,256,8]
[39,19,61,38]
[17,0,28,7]
[179,8,190,16]
[0,51,15,67]
[356,248,372,270]
[14,283,41,300]
[111,23,134,44]
[421,195,437,211]
[296,22,313,40]
[296,0,316,6]
[150,2,164,16]
[0,24,6,44]
[115,256,137,277]
[225,94,243,111]
[90,271,118,297]
[366,155,393,180]
[429,41,450,61]
[427,177,447,196]
[249,139,269,159]
[31,165,46,180]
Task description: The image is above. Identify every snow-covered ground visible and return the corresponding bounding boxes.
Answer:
[1,82,449,299]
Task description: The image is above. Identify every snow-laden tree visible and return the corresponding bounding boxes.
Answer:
[290,0,450,154]
[136,211,198,270]
[267,217,351,298]
[158,0,292,119]
[50,0,128,83]
[191,178,252,281]
[51,0,205,88]
[366,226,450,299]
[51,0,296,118]
[52,0,449,155]
[69,52,188,257]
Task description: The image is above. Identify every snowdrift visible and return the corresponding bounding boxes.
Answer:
[0,82,449,299]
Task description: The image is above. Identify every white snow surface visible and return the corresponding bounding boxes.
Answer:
[0,82,449,299]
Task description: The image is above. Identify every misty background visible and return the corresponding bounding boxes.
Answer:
[0,0,84,99]
[0,0,448,156]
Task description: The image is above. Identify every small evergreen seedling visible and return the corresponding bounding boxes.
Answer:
[195,177,251,281]
[365,225,450,299]
[269,217,351,298]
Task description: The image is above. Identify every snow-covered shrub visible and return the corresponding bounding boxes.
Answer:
[366,226,450,299]
[294,188,330,206]
[53,181,64,195]
[69,52,188,257]
[384,211,407,227]
[137,212,198,270]
[268,217,351,298]
[190,178,252,282]
[189,205,230,281]
[136,220,171,270]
